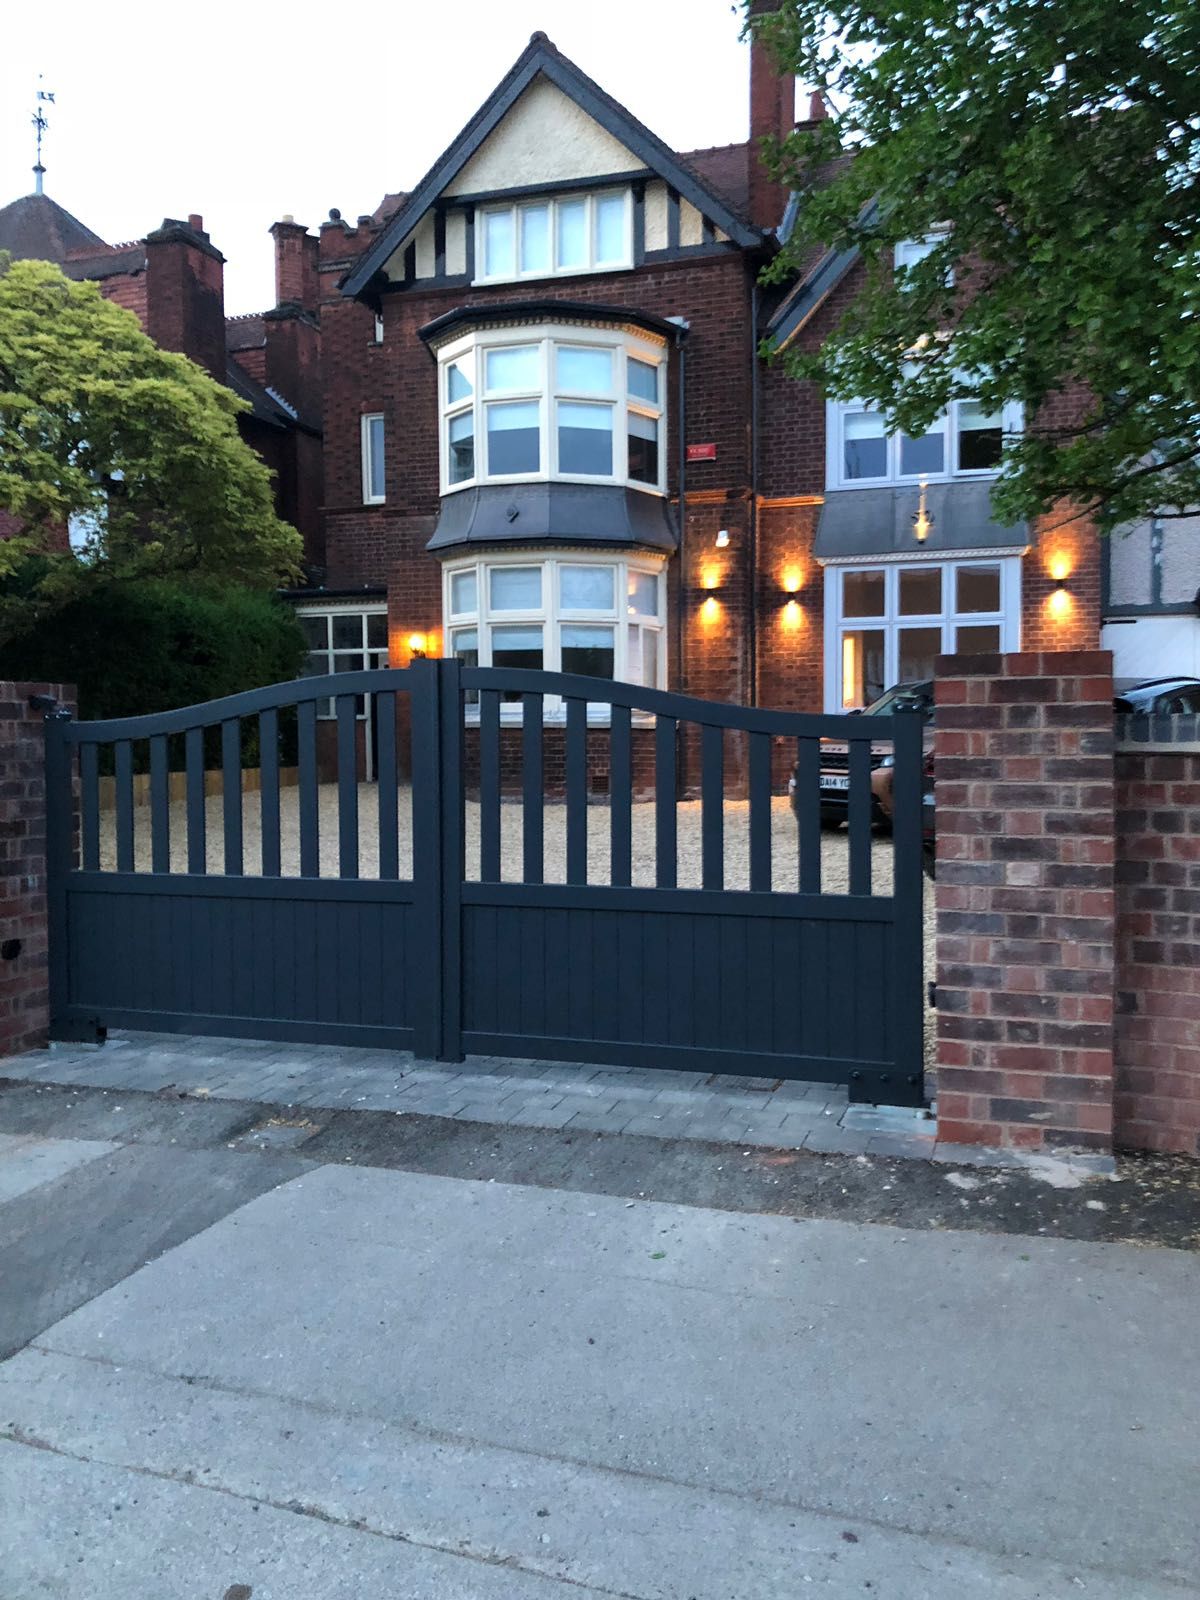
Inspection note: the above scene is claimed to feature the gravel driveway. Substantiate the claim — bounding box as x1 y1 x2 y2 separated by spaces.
99 785 937 1069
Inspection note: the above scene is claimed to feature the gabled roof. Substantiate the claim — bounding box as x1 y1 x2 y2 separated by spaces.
342 32 764 299
0 191 108 264
225 358 321 435
764 198 878 348
677 143 753 230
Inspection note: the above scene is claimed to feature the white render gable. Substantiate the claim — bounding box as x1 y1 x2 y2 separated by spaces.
445 79 641 196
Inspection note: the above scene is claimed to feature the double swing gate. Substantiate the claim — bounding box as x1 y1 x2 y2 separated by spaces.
43 663 926 1104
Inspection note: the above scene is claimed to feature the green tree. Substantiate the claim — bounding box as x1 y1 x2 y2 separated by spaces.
0 256 303 606
748 0 1200 529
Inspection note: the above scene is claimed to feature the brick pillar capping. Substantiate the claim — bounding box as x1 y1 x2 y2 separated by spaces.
0 684 75 1057
933 651 1116 1152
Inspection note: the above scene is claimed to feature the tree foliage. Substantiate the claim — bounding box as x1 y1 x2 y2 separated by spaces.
0 256 303 599
748 0 1200 528
0 575 307 724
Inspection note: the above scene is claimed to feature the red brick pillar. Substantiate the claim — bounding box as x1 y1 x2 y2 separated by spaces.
0 684 74 1057
934 651 1115 1152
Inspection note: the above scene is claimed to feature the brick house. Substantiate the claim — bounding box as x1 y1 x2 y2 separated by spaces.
283 21 1191 773
0 191 324 566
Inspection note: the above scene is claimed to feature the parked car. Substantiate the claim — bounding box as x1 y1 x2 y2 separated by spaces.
788 680 934 830
1113 677 1200 714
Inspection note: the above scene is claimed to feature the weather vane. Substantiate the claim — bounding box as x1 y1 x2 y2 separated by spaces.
32 77 54 196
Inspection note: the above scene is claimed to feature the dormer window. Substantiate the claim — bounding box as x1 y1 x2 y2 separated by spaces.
477 189 633 284
437 323 667 495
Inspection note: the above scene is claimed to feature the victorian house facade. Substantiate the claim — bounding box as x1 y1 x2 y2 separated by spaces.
293 23 1125 774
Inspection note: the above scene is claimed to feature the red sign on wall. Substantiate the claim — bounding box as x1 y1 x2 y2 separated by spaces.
686 443 718 462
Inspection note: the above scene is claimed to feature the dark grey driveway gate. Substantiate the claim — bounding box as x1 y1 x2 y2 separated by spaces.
43 663 926 1104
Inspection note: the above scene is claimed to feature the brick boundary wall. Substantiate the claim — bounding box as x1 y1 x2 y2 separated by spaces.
1114 727 1200 1156
0 684 75 1057
934 652 1116 1152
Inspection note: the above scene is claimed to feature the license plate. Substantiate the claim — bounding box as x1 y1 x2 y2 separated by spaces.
821 774 850 791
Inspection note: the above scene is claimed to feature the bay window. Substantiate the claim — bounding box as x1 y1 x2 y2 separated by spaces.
828 394 1020 488
826 557 1020 710
437 324 667 494
444 552 666 715
477 189 632 284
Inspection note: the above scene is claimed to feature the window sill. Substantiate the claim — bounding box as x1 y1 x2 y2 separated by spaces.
825 469 1003 492
440 475 666 497
470 263 634 289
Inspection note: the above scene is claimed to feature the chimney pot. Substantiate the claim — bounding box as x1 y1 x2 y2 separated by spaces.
282 213 295 224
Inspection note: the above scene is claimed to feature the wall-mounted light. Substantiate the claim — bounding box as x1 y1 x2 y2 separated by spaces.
700 564 722 593
407 632 427 658
911 478 934 545
714 528 730 549
1048 580 1073 621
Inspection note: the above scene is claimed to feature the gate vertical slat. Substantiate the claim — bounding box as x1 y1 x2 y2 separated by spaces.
336 694 359 879
259 709 281 877
796 736 821 894
410 660 442 1057
149 736 169 874
748 732 772 893
847 739 872 897
522 693 544 885
610 704 632 887
701 725 723 891
297 701 319 878
185 727 206 875
890 706 926 1099
221 719 243 876
655 716 677 888
80 742 100 871
438 659 465 1059
115 740 134 872
479 690 501 883
375 693 398 879
565 697 587 886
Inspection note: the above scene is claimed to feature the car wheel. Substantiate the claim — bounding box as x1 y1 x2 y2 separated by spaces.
922 845 936 881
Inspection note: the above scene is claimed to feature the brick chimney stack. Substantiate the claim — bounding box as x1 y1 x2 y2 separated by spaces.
143 215 227 382
748 0 796 232
270 217 319 316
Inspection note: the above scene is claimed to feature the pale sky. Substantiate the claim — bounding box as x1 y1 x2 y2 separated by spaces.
2 0 758 314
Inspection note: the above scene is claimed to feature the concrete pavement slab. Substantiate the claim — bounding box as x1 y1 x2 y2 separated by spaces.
2 1348 1191 1600
25 1164 1200 1589
0 1133 115 1205
0 1441 599 1600
0 1142 304 1360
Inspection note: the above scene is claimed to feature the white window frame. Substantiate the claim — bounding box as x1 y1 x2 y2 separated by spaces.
825 394 1023 490
822 554 1022 712
295 603 389 724
360 413 386 504
442 549 667 720
475 188 633 285
436 322 667 497
894 232 953 284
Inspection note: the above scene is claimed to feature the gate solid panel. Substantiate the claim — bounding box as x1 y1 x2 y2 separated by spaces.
43 661 926 1104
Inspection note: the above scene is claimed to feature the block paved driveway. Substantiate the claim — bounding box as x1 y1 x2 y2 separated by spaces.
0 1117 1197 1600
5 1031 937 1159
